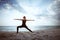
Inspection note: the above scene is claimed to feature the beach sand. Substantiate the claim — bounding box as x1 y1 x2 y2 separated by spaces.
0 29 60 40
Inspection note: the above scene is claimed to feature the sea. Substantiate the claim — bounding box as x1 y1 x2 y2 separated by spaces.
0 26 60 32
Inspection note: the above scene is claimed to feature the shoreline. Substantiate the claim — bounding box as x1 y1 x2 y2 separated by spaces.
0 28 60 40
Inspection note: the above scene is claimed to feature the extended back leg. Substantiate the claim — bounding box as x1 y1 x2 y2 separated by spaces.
25 27 32 32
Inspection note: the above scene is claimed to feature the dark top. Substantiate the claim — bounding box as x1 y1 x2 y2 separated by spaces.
22 20 26 26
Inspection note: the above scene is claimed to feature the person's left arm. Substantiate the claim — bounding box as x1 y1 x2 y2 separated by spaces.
26 20 34 21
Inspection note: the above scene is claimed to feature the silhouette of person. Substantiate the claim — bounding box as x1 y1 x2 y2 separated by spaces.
14 16 34 33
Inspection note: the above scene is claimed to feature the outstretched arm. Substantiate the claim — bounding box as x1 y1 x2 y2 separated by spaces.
26 20 34 21
14 19 22 20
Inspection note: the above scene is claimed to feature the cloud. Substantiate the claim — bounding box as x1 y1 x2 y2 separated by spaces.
0 0 17 9
52 0 60 20
0 0 59 26
0 0 26 13
35 0 60 26
47 0 60 25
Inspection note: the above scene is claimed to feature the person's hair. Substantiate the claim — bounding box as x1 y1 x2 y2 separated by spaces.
23 16 26 18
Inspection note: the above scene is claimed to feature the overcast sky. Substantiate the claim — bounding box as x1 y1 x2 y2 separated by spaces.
0 0 60 26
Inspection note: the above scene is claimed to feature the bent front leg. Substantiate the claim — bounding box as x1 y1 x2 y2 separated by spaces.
17 26 19 33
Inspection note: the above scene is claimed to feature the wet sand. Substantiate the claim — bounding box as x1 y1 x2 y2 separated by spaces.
0 29 60 40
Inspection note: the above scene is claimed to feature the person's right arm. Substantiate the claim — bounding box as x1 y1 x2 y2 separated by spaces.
14 19 22 20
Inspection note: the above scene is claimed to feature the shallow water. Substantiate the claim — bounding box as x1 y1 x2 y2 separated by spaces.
0 26 60 32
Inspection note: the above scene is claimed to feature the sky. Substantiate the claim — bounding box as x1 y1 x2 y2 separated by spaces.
0 0 60 26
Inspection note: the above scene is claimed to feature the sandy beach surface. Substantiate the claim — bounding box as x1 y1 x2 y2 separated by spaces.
0 29 60 40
